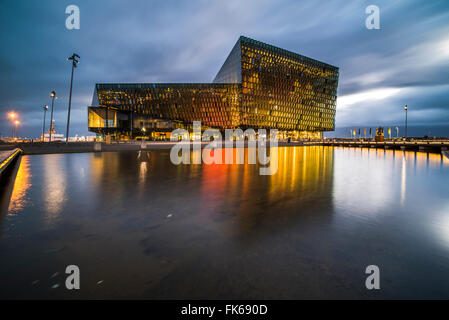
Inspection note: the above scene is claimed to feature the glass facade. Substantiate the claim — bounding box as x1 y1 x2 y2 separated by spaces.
88 36 338 139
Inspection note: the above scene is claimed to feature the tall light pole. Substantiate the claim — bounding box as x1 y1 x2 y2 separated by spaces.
15 120 19 139
66 53 80 143
8 112 16 138
404 105 408 139
42 105 48 142
49 91 56 142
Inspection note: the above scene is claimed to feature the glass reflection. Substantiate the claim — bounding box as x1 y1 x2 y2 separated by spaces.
196 146 335 237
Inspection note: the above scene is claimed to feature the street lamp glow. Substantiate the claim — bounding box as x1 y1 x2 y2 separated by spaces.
8 112 17 138
49 91 56 142
404 105 408 139
42 105 49 142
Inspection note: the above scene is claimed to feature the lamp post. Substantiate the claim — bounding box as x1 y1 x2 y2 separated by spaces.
404 105 408 139
8 112 16 138
42 105 48 142
49 91 56 142
66 53 80 143
15 120 19 139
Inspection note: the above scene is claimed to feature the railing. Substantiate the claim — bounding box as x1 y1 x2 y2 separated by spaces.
301 139 449 150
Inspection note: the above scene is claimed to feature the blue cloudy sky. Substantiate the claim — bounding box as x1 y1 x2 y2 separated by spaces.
1 0 449 138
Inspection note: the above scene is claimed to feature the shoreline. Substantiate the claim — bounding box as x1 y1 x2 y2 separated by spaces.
0 139 448 155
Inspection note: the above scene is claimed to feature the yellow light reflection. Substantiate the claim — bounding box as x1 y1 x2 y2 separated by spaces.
43 155 67 226
8 157 31 214
139 161 148 184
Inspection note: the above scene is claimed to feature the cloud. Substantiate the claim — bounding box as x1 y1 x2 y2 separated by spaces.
341 28 449 92
1 0 449 138
338 87 405 110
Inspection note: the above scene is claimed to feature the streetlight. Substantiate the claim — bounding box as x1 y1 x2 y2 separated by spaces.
14 120 19 139
404 105 408 139
42 105 48 142
66 53 80 143
8 112 16 138
49 91 56 142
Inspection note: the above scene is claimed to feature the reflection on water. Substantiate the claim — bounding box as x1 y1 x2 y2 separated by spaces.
0 147 449 299
435 208 449 248
401 154 407 206
8 156 31 214
333 148 447 217
43 155 67 227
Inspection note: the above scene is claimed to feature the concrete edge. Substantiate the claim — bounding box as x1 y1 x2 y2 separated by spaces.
0 149 22 175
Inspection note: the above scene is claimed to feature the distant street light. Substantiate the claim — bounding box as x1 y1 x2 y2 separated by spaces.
404 105 408 139
14 120 19 139
66 53 80 143
49 91 56 142
42 105 48 142
8 112 16 138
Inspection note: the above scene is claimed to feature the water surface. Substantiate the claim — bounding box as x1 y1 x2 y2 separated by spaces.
0 146 448 299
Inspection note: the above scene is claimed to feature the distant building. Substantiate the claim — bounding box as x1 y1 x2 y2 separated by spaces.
68 135 97 142
42 120 64 142
42 133 64 142
88 36 339 140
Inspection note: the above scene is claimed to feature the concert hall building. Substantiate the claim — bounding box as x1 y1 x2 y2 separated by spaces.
88 36 339 140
